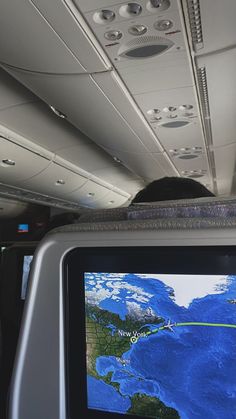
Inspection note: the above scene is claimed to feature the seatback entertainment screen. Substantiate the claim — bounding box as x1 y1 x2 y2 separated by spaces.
84 272 236 418
65 246 236 419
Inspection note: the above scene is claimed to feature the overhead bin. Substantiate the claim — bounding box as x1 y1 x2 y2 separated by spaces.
0 137 51 184
0 68 37 111
2 68 163 154
0 100 124 159
86 190 130 209
0 0 109 73
20 162 87 199
68 180 114 206
91 165 142 187
55 145 119 174
0 67 178 183
0 72 143 199
103 147 178 181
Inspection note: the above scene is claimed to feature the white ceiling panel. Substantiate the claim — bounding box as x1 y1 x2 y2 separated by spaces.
0 69 37 111
134 85 198 114
21 162 87 198
74 0 123 13
168 151 209 172
213 145 236 196
92 71 163 152
0 137 51 184
197 49 236 148
29 0 110 72
153 119 205 150
0 0 88 73
2 67 163 154
197 0 236 55
119 51 193 95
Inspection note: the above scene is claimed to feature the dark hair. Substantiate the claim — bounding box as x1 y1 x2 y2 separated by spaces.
131 177 214 204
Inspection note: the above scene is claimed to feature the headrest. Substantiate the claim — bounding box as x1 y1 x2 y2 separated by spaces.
50 196 236 234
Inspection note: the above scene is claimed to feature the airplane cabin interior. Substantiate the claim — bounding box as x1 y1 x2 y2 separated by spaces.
0 1 236 418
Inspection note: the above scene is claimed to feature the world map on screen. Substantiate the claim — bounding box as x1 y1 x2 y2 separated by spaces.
85 272 236 419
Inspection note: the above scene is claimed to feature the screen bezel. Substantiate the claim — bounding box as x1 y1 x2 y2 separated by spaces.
64 245 236 419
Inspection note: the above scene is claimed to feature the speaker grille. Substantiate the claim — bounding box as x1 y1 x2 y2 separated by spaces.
161 120 190 128
118 36 174 59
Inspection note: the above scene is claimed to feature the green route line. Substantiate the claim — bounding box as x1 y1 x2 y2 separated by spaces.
175 322 236 328
130 322 236 344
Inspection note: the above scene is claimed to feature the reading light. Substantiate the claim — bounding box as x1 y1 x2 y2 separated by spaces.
147 0 170 12
109 200 115 204
87 192 95 197
167 114 178 119
154 19 173 31
128 25 147 36
49 106 67 119
119 3 142 18
182 169 207 178
179 104 193 111
147 108 160 115
104 30 122 40
150 116 162 122
93 10 115 24
1 159 16 167
163 106 177 112
55 180 65 185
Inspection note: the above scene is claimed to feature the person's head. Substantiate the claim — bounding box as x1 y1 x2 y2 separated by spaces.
131 177 214 204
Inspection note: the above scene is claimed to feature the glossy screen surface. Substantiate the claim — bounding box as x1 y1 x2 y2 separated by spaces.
84 272 236 418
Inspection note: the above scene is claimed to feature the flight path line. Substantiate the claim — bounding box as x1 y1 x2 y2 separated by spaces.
130 322 236 344
175 322 236 328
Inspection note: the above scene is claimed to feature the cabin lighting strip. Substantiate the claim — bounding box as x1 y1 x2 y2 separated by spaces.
186 0 203 50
